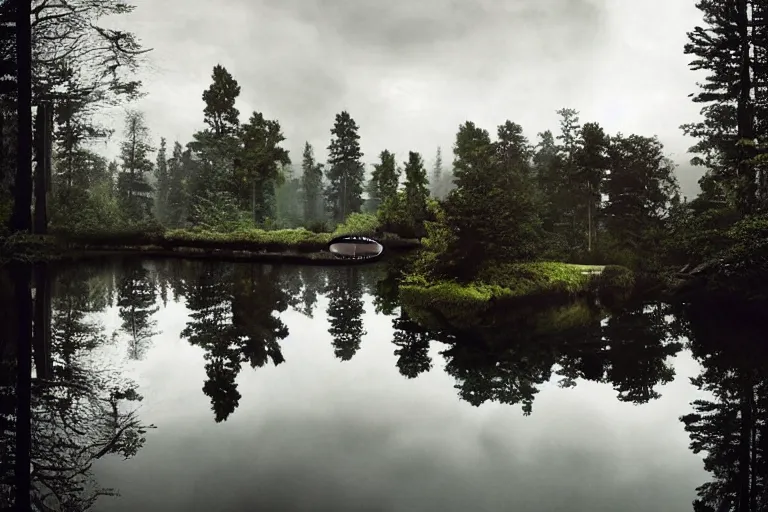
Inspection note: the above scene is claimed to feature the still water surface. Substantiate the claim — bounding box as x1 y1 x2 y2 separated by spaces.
5 257 753 511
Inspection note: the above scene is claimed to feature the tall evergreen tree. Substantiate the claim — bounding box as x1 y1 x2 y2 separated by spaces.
166 142 188 227
301 142 323 222
202 64 241 138
603 134 679 258
574 122 610 252
188 65 242 216
438 121 541 280
533 129 562 232
325 111 364 222
431 146 443 198
154 137 169 223
402 151 430 228
555 108 583 249
236 111 290 224
368 149 399 211
681 0 761 213
116 110 154 220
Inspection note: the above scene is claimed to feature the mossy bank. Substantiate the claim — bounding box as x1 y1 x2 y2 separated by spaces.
0 227 421 264
399 262 636 328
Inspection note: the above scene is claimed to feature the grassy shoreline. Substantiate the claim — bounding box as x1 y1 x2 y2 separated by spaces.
399 262 636 328
0 228 421 264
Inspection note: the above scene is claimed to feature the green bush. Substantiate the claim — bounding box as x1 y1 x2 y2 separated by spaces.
332 212 380 237
306 220 332 233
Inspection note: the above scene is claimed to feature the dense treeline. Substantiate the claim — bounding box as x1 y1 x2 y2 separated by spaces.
0 0 767 284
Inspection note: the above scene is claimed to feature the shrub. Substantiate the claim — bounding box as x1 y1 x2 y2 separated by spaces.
333 212 380 236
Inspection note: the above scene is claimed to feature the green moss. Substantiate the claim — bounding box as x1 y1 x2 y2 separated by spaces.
400 261 633 328
165 227 332 249
477 261 605 297
332 213 380 237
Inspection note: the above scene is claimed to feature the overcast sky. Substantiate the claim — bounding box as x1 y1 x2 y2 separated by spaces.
95 0 708 198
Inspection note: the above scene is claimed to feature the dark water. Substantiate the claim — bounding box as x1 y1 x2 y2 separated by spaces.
1 258 766 511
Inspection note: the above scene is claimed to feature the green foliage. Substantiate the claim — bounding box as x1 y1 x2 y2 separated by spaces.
476 262 603 298
154 137 169 223
235 111 291 223
165 227 331 249
326 111 364 222
116 110 155 220
400 262 631 328
434 120 543 280
368 149 399 211
190 193 254 233
306 220 331 233
301 142 324 222
399 280 508 329
202 64 241 137
332 212 379 236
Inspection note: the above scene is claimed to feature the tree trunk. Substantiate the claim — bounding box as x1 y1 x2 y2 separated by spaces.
33 103 50 234
737 0 756 214
10 0 32 233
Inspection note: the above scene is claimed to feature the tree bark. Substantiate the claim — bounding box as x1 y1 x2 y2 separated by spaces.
737 0 756 214
33 103 50 233
10 0 32 232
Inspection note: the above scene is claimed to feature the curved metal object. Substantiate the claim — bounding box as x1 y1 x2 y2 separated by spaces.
328 235 384 260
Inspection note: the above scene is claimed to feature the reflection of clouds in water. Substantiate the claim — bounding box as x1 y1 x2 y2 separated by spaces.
88 279 706 512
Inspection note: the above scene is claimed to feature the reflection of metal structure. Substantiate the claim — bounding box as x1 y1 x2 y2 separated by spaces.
328 235 383 260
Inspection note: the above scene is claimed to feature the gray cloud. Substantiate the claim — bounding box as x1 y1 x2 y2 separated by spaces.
93 0 705 197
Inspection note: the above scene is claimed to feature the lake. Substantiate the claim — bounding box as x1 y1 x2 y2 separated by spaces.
2 257 764 511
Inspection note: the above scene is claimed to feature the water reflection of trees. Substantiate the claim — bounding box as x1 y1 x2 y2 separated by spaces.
174 262 290 422
389 297 684 414
325 267 366 361
0 263 155 510
675 299 768 512
116 260 159 360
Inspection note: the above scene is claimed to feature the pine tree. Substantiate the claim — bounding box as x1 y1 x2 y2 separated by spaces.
603 134 679 255
154 137 169 223
166 141 188 227
682 0 760 213
368 149 399 210
301 142 323 222
236 111 290 224
202 64 241 138
431 146 443 198
574 122 610 252
533 130 562 232
325 111 364 222
188 65 242 213
439 121 542 280
402 151 429 228
116 110 154 220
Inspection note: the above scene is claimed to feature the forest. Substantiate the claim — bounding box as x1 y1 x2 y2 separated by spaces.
0 0 767 296
3 1 768 511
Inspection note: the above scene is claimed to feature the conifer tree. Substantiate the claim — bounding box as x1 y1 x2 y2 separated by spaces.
402 151 430 228
301 142 324 222
116 110 154 220
154 137 169 223
325 111 364 222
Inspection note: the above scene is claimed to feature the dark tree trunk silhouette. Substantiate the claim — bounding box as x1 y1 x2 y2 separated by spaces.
10 0 32 232
13 264 32 510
